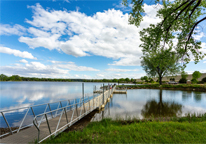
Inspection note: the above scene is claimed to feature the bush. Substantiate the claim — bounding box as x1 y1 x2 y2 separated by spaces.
192 71 201 79
179 78 187 83
202 77 206 83
191 78 198 84
170 78 175 81
149 78 154 82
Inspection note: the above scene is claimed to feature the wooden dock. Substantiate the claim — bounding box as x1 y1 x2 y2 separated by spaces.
113 90 127 94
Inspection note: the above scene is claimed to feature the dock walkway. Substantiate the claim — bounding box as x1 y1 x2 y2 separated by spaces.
0 86 118 143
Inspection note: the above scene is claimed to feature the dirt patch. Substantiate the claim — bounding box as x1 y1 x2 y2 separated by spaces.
64 109 99 132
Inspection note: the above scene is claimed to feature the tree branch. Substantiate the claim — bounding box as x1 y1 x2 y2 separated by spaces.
160 0 190 27
185 16 206 51
189 0 201 19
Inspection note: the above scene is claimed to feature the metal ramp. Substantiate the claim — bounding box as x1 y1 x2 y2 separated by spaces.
0 85 115 143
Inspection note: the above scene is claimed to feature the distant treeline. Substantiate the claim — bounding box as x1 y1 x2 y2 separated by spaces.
0 74 136 83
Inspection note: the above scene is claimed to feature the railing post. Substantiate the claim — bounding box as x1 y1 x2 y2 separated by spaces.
64 108 68 123
38 104 49 127
75 99 79 117
93 94 94 109
48 104 53 118
55 102 60 117
56 109 64 133
45 114 51 134
17 107 30 133
31 107 38 124
68 100 71 110
60 101 63 107
103 84 104 105
82 83 84 100
89 96 91 111
33 117 40 143
1 112 13 134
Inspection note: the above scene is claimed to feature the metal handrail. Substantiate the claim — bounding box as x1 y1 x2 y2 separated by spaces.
33 86 115 143
0 97 84 113
0 85 116 142
0 93 94 138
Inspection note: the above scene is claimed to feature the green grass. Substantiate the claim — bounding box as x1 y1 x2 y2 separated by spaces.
44 116 206 143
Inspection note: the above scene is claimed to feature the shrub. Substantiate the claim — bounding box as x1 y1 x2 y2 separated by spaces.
170 78 175 81
192 71 201 79
202 77 206 83
181 71 188 79
179 78 187 83
149 78 154 82
191 78 198 84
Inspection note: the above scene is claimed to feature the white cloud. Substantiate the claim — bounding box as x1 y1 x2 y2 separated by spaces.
19 59 28 63
0 24 26 36
74 74 79 78
0 61 99 78
193 32 205 41
203 61 206 63
17 3 162 66
54 62 100 71
0 46 37 59
0 61 68 78
64 0 70 3
105 68 139 72
95 71 146 79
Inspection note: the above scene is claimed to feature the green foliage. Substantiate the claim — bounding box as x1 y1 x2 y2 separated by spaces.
125 78 130 82
141 48 181 85
179 78 187 84
10 75 22 81
124 0 206 65
170 78 175 81
116 84 206 90
202 77 206 83
181 71 188 79
124 0 206 85
112 79 118 82
0 74 8 81
192 71 202 79
191 78 198 84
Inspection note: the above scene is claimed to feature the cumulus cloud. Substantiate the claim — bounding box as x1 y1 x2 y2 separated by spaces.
0 46 37 59
0 24 26 36
0 60 99 78
53 61 100 71
95 71 146 79
19 59 28 63
105 68 139 72
17 3 162 65
0 62 68 77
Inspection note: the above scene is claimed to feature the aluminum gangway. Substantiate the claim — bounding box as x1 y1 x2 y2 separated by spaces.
0 85 116 143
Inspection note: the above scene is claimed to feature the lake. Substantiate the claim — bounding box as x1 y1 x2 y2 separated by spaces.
0 82 206 128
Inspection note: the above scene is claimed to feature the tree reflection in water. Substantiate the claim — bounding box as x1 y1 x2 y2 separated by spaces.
141 89 182 118
182 91 192 101
194 92 202 102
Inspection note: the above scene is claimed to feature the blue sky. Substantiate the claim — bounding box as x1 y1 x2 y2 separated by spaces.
0 0 206 79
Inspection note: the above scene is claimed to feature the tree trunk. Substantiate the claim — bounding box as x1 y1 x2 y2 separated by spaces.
159 75 162 85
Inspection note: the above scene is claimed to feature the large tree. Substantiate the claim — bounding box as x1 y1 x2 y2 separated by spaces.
141 48 181 84
123 0 206 84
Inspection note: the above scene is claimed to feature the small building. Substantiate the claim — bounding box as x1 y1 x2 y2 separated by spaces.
187 80 191 84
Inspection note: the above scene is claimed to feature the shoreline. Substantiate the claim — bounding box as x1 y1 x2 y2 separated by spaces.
116 84 206 92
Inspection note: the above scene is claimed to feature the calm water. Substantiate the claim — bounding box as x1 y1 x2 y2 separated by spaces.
0 82 206 128
94 89 206 120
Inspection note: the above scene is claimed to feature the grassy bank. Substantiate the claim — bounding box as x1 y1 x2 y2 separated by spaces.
45 115 206 143
116 84 206 91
